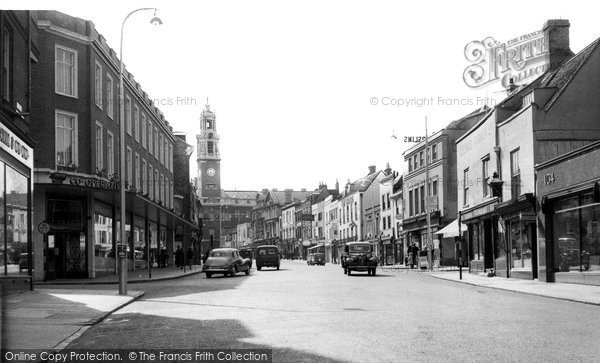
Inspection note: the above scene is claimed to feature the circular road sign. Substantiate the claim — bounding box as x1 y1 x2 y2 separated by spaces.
38 222 50 234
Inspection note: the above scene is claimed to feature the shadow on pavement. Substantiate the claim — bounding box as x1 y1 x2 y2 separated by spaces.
67 314 345 362
132 272 251 300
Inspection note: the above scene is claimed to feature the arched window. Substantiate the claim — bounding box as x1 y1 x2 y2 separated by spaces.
207 141 214 154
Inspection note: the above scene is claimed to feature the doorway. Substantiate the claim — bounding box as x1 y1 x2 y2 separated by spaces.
54 231 88 278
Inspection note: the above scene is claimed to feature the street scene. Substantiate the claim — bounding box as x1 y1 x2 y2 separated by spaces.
1 1 600 362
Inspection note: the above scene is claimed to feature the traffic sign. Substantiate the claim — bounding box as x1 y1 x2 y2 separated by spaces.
38 222 50 234
117 244 127 258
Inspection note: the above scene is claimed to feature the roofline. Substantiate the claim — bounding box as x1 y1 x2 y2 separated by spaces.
455 108 495 144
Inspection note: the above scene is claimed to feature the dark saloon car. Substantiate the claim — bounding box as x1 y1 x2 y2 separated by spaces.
341 242 378 276
202 248 251 278
255 246 280 270
308 253 325 265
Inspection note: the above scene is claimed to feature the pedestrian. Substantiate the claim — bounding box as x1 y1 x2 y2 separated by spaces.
186 247 194 270
175 246 184 269
160 249 169 268
411 243 420 269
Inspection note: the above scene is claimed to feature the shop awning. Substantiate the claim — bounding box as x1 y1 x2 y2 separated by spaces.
435 219 467 238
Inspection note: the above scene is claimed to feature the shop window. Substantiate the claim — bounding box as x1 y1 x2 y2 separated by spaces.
3 166 30 275
553 194 600 273
48 199 83 230
509 220 532 270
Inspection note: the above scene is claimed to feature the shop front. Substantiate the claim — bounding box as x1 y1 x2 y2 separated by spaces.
461 199 498 274
0 123 34 291
537 141 600 286
33 171 196 281
401 211 442 266
495 194 537 280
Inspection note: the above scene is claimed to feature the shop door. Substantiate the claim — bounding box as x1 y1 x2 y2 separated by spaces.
484 220 494 269
55 231 88 278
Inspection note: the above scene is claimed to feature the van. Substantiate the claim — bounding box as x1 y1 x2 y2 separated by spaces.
255 246 280 271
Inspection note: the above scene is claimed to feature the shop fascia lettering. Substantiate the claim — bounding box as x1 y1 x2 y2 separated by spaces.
69 177 120 191
0 124 32 168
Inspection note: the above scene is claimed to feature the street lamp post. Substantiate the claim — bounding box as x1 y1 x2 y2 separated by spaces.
425 116 433 271
118 8 162 295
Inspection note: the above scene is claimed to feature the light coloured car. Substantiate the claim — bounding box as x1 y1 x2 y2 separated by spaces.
202 248 251 278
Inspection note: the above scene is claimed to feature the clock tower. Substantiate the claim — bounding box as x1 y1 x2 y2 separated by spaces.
196 101 221 198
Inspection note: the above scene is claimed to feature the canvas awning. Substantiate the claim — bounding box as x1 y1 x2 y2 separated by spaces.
435 219 467 238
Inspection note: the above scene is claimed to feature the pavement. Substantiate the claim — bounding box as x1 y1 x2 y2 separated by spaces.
2 260 599 359
1 265 204 358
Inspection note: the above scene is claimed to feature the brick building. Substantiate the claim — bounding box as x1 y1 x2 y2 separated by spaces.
30 11 195 280
0 11 36 291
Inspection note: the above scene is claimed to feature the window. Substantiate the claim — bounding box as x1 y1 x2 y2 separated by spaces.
387 216 391 230
169 144 173 172
94 62 102 108
432 179 438 196
207 141 214 154
420 185 425 214
383 217 386 230
164 139 168 167
154 170 159 201
463 168 469 206
169 181 173 208
432 144 438 160
133 105 139 142
141 159 147 193
106 74 114 119
95 122 103 171
55 110 78 166
408 158 413 172
482 156 490 197
160 174 164 202
148 122 153 155
2 26 11 101
382 195 386 210
354 202 358 221
158 134 163 164
413 155 418 170
419 151 424 167
135 153 140 190
125 96 132 135
148 165 154 199
154 127 158 157
55 45 77 97
387 193 391 210
510 149 520 199
414 188 419 215
126 147 132 187
107 131 114 176
141 114 146 148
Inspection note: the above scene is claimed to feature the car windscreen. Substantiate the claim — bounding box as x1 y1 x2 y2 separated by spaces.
210 251 229 258
267 249 277 255
349 245 370 253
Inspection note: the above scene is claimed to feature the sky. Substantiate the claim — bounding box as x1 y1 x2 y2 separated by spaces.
10 0 600 191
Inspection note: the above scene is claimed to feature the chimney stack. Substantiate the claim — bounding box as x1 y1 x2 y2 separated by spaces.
368 165 376 174
543 19 573 70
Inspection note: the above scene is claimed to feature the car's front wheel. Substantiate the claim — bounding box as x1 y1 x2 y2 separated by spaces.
257 266 262 271
371 268 376 276
277 265 280 270
206 273 212 278
245 267 250 275
347 269 352 276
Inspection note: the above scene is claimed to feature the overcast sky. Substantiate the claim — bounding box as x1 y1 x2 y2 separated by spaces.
11 1 600 191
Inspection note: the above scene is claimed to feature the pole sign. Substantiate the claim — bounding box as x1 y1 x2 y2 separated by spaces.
117 244 127 258
38 221 50 234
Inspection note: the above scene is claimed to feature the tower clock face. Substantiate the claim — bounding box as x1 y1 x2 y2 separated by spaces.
207 168 216 177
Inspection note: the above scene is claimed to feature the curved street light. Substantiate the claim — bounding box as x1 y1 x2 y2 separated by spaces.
118 8 162 295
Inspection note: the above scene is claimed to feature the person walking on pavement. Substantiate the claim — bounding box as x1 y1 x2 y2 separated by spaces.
410 243 420 269
186 247 194 270
175 246 184 269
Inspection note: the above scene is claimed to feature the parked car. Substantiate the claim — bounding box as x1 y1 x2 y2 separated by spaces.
313 253 325 265
19 253 31 273
341 242 378 276
202 248 251 278
307 254 315 265
239 248 253 268
256 246 280 270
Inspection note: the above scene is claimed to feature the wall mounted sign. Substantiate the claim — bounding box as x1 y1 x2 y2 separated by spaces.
69 177 119 191
0 124 33 169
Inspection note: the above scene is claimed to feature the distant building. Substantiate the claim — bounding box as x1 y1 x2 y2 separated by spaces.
403 107 489 267
195 101 257 252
